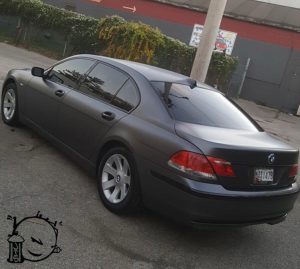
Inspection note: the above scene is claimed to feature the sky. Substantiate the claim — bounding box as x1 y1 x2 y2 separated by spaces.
256 0 300 8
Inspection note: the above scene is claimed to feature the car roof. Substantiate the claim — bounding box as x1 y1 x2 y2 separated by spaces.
112 58 188 82
77 55 178 79
78 54 186 81
76 54 214 90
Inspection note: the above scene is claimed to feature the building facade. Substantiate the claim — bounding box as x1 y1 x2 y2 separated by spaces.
44 0 300 113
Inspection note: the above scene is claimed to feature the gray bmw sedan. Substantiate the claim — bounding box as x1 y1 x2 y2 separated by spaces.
1 55 299 226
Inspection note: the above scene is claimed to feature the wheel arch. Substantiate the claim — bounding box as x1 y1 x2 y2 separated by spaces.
96 139 134 174
2 78 17 96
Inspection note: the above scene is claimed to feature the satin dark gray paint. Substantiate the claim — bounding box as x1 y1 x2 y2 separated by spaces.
3 55 299 225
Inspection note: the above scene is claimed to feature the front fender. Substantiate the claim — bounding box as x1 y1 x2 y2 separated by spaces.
2 69 32 117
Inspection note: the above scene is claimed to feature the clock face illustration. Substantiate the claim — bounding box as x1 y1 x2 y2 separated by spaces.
14 217 58 262
7 212 62 263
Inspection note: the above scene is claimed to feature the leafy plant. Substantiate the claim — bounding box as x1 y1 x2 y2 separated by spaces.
99 17 165 63
154 36 196 74
207 52 239 92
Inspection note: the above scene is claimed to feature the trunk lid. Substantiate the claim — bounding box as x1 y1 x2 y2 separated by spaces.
175 122 298 190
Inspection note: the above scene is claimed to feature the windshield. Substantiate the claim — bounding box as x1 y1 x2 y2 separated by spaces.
151 82 261 131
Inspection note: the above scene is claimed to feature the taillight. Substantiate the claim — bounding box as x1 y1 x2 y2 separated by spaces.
289 164 298 178
168 151 216 179
207 157 236 177
168 151 235 180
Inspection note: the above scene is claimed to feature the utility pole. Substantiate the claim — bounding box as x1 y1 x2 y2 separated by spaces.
190 0 228 82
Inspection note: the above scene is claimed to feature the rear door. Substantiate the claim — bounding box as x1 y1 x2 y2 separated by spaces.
25 58 95 136
56 61 140 160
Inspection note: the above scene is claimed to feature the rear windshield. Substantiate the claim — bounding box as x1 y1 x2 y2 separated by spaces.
151 82 260 131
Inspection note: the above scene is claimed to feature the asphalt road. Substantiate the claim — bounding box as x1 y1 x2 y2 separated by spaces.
0 43 299 269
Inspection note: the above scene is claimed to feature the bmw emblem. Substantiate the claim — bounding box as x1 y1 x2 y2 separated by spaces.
268 153 275 164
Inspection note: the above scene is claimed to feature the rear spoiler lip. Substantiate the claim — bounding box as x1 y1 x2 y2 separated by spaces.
150 78 215 90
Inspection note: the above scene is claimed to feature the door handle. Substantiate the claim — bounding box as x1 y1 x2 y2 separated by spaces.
55 90 65 97
101 111 115 121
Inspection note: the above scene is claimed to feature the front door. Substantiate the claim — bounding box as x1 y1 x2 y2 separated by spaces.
24 58 96 136
25 77 70 135
56 62 130 159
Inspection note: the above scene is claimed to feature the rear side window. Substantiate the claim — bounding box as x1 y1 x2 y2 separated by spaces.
48 58 95 89
111 79 139 112
152 82 259 131
79 63 128 102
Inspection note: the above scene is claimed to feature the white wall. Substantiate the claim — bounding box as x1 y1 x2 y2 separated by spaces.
256 0 300 9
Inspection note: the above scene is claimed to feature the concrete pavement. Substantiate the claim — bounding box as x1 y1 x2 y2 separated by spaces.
0 43 299 269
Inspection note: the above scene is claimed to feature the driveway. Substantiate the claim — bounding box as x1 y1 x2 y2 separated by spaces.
0 43 299 269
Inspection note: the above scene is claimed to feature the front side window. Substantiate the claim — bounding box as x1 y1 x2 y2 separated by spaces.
79 63 128 102
111 79 139 112
152 82 260 131
48 58 95 89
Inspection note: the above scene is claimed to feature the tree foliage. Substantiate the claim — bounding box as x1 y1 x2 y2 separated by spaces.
207 52 239 91
99 17 164 63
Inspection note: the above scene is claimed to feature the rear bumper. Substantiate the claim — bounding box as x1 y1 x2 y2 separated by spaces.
139 160 300 226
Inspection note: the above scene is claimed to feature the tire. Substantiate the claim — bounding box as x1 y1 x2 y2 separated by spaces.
1 83 19 126
97 146 142 214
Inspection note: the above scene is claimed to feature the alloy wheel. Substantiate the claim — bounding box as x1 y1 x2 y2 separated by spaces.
3 88 16 121
101 154 131 204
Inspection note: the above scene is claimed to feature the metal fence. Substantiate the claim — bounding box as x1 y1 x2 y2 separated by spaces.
0 15 18 40
0 15 71 58
226 57 251 98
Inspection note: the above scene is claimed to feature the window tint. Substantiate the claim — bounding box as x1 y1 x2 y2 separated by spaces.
79 63 128 102
48 58 95 89
111 79 139 112
152 82 259 131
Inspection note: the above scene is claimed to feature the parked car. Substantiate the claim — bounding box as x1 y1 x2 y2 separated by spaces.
1 55 299 226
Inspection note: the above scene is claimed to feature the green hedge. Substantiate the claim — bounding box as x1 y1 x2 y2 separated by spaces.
0 0 238 91
98 17 165 64
0 0 101 53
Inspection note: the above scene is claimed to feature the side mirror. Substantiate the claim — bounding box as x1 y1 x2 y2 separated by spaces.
31 67 45 78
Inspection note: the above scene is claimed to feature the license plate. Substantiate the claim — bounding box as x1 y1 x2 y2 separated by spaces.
254 168 274 184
